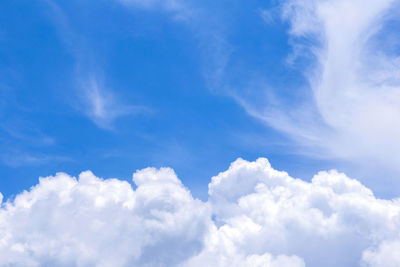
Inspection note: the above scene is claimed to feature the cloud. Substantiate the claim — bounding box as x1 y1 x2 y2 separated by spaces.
116 0 194 21
259 8 278 25
0 120 61 167
1 158 400 266
237 0 400 171
0 167 210 266
0 150 71 167
118 0 184 11
77 75 147 129
44 1 148 130
362 240 400 267
115 0 234 94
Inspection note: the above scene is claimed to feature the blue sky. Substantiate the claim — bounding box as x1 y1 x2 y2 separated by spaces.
1 0 400 201
0 0 336 200
2 1 400 266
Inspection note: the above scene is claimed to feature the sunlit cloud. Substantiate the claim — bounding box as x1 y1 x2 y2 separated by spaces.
1 158 400 266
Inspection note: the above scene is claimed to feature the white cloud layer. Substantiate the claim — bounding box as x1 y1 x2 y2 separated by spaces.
1 158 400 266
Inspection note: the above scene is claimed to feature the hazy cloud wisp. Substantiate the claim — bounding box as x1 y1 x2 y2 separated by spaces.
78 76 146 129
239 0 400 171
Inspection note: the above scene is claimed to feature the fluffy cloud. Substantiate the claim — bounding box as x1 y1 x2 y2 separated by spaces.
362 240 400 267
1 158 400 266
0 167 210 266
206 158 400 266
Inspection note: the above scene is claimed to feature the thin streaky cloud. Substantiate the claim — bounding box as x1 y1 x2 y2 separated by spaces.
1 150 72 168
236 0 400 172
78 75 149 129
43 1 148 129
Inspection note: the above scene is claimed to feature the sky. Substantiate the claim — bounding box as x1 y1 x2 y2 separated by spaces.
0 0 338 200
1 0 400 266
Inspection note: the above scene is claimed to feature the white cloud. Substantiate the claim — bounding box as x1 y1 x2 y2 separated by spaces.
0 150 71 167
118 0 184 11
43 1 148 130
362 240 400 267
78 75 146 129
1 158 400 266
117 0 193 20
260 8 278 25
239 0 400 171
115 0 234 93
0 167 210 266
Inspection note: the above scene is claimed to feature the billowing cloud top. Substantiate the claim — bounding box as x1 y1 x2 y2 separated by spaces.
1 158 400 266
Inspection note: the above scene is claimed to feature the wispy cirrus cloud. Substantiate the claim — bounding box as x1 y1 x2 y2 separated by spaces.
0 119 64 167
236 0 400 172
77 75 148 129
44 1 148 129
1 150 71 168
118 0 185 11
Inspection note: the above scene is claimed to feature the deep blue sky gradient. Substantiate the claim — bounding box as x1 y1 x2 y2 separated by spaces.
0 0 367 200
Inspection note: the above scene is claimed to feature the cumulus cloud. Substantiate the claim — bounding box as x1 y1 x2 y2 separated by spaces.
239 0 400 171
362 240 400 267
1 158 400 266
0 167 210 266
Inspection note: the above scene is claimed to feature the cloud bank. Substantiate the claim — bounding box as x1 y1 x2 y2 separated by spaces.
1 158 400 266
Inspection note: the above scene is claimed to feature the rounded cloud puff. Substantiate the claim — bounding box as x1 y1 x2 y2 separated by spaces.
0 168 210 266
1 158 400 266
